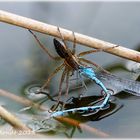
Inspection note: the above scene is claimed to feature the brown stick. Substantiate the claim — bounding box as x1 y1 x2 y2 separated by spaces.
0 105 30 131
0 10 139 62
0 89 48 111
55 117 109 137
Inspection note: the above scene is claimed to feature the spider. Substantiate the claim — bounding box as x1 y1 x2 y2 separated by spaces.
29 27 116 110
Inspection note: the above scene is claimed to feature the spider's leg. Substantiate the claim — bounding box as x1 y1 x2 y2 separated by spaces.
78 45 119 57
29 29 61 60
41 63 65 90
76 70 80 88
57 27 68 49
57 67 67 102
79 58 109 73
72 31 76 54
78 49 102 57
65 69 70 98
78 59 88 67
50 66 67 111
62 69 70 109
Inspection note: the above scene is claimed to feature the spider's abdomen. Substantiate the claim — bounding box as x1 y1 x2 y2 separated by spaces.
53 38 80 70
53 38 69 58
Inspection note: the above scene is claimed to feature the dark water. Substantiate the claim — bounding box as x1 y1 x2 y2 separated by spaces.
0 2 140 138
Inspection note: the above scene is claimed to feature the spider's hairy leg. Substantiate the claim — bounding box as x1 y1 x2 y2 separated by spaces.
40 63 65 90
28 29 61 60
57 67 67 102
72 31 76 54
79 58 109 73
57 27 68 49
62 68 70 109
65 69 70 98
78 45 119 57
51 67 67 111
78 49 101 57
57 27 77 55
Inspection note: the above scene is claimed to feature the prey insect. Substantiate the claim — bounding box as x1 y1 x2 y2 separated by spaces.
29 27 115 116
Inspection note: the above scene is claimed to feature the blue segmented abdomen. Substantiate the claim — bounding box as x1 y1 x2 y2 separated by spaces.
79 66 108 93
92 76 108 93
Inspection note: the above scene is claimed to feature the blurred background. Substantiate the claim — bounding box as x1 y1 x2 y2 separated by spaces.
0 1 140 138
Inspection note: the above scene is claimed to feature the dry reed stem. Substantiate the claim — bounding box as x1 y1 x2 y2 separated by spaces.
0 89 48 111
55 117 109 137
0 10 139 62
0 105 30 131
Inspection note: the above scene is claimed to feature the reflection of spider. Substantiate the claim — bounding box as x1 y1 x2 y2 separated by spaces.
29 27 115 104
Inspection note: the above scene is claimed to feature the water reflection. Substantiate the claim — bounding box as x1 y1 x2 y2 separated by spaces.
23 94 122 138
